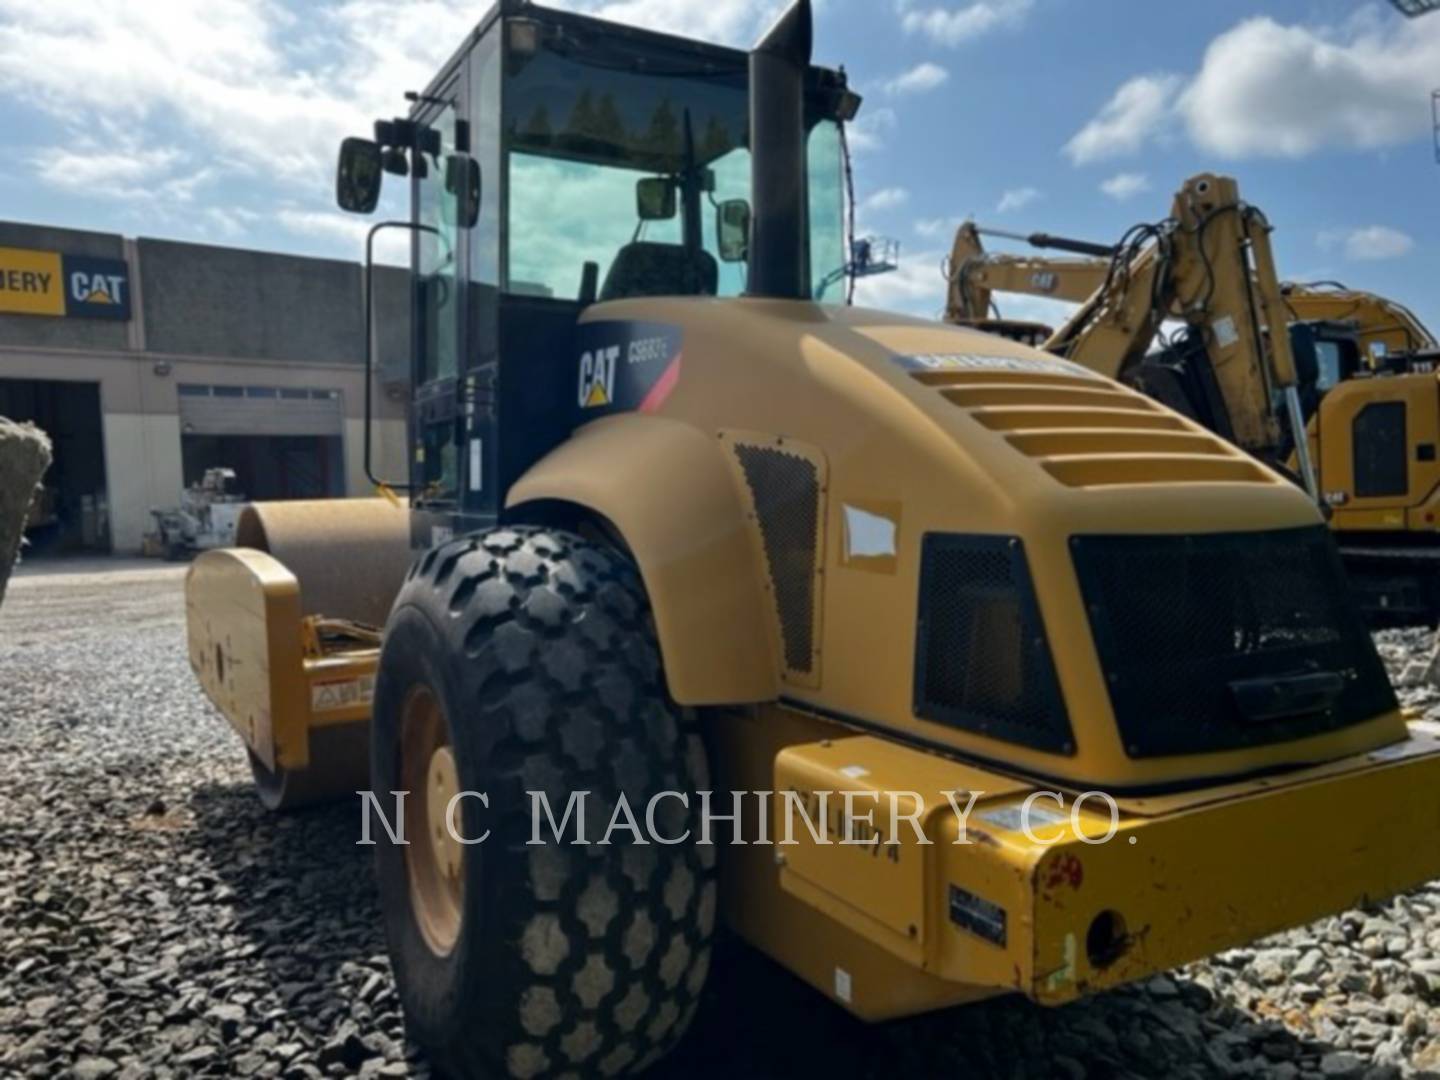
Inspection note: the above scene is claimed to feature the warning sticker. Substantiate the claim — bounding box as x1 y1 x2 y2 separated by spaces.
311 674 375 713
894 352 1102 380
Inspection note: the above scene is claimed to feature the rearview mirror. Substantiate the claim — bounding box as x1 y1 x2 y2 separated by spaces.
636 178 677 221
716 199 751 263
445 154 482 229
336 137 383 214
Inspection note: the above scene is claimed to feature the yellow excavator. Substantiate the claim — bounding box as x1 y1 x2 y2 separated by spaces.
181 6 1440 1078
947 174 1440 626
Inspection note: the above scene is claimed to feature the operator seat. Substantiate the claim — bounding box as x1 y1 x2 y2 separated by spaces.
599 242 718 301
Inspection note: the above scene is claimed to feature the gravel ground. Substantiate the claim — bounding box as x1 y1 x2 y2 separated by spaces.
2 562 1439 1080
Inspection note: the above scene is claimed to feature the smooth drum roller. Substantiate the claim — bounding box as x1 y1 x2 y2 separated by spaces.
248 723 373 812
235 498 413 628
232 498 411 810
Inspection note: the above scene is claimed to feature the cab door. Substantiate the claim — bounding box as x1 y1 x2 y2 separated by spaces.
410 77 470 544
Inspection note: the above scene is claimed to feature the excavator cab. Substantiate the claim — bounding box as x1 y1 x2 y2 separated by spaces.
1289 322 1367 420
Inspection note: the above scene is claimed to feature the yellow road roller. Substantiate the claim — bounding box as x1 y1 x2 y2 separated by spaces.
186 1 1440 1076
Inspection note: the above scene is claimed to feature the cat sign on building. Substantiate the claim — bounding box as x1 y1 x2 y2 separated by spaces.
0 246 131 320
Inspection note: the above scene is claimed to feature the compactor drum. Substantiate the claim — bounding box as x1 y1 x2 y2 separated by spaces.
187 498 410 809
186 2 1440 1077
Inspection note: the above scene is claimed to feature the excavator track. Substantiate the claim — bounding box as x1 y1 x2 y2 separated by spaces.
1339 544 1440 629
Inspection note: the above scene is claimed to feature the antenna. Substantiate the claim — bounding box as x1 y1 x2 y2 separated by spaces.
1434 90 1439 165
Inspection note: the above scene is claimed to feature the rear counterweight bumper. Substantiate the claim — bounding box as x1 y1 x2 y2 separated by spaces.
773 729 1440 1009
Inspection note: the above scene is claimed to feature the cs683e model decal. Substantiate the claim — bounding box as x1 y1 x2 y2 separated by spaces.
575 321 683 417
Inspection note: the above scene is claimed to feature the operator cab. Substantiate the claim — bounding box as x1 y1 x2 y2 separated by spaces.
335 0 858 547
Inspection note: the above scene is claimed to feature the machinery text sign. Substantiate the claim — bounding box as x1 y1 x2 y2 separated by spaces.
0 246 131 321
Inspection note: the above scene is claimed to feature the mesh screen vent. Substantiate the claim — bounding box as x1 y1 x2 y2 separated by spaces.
1352 402 1408 499
914 534 1074 754
734 444 820 674
1073 526 1397 759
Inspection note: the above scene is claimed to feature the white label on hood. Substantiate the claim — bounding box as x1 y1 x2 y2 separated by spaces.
894 353 1101 380
843 504 898 560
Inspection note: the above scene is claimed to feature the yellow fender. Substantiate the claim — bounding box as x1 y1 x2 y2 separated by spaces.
507 413 779 705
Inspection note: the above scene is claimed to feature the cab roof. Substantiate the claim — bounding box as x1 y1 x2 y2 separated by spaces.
414 0 850 118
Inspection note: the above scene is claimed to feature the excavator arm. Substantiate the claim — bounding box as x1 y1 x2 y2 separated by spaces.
945 221 1109 322
949 174 1316 493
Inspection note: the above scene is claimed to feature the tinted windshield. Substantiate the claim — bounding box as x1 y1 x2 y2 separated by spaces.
503 32 845 301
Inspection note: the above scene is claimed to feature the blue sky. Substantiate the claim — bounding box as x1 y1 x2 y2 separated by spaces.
1 0 1437 332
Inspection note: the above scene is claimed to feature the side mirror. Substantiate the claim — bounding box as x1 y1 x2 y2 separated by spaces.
445 154 482 229
716 199 751 263
337 137 383 214
636 178 677 221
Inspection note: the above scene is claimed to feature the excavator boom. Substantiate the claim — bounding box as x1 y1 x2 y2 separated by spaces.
957 176 1304 467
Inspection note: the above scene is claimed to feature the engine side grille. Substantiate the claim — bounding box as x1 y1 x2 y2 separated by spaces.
910 369 1272 488
1352 401 1408 498
1073 526 1397 759
734 444 820 675
914 534 1074 755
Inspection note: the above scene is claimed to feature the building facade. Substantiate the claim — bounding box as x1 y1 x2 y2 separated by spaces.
0 221 410 554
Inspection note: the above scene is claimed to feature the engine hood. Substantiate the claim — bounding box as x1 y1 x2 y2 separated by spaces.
557 296 1399 791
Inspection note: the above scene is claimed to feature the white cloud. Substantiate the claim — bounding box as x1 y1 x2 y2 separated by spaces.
996 186 1040 213
276 208 410 264
885 62 949 96
1063 74 1180 165
0 0 785 214
1178 14 1440 158
861 187 910 213
25 143 224 211
28 146 176 195
846 106 897 154
1069 12 1440 165
914 216 962 238
990 293 1079 329
1099 172 1150 201
204 207 262 239
899 0 1033 48
0 2 381 191
1317 225 1415 262
854 248 946 316
0 8 370 208
577 0 783 45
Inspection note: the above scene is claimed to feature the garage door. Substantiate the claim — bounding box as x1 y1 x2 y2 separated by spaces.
178 384 343 437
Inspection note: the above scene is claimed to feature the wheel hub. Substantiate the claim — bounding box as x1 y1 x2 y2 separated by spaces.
400 686 464 956
426 746 463 881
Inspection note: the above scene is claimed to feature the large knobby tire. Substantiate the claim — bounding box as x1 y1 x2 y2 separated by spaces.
371 527 717 1079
